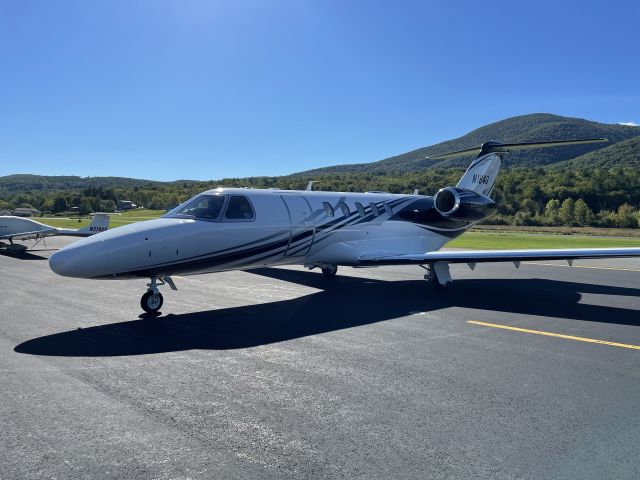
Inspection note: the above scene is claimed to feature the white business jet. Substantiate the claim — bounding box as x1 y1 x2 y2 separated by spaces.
49 139 640 314
0 213 110 253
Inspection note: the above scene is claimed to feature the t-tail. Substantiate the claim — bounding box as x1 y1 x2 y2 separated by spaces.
429 138 608 197
58 213 111 237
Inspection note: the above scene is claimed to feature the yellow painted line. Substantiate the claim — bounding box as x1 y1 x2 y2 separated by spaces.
524 262 640 272
467 320 640 351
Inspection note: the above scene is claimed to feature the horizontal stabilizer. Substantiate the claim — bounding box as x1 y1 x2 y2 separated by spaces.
428 138 608 160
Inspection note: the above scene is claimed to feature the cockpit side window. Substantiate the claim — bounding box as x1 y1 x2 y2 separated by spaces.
224 196 255 220
173 194 225 220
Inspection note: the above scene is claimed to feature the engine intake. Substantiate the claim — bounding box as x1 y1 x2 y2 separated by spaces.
434 187 460 216
434 186 496 221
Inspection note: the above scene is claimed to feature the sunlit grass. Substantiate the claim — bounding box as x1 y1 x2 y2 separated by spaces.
38 209 165 229
449 231 640 249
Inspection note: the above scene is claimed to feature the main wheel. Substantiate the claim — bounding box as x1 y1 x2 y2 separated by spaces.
141 290 163 314
424 270 448 290
321 264 338 278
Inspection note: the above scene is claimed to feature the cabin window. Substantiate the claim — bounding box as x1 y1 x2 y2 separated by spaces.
174 194 225 220
336 201 350 217
369 202 380 216
224 196 255 220
383 203 393 215
323 202 334 217
355 202 366 217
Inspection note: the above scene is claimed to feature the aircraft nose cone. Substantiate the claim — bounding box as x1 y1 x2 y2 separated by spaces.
49 240 107 278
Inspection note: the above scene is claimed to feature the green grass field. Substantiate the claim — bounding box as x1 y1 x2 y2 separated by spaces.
38 209 165 229
36 211 640 249
449 231 640 249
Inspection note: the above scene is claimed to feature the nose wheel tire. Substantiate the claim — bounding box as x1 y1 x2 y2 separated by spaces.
321 264 338 278
141 290 163 314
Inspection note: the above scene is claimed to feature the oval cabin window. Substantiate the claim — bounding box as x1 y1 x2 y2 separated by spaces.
336 202 350 217
323 202 334 217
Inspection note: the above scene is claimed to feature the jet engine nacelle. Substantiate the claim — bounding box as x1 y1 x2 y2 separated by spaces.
433 186 496 221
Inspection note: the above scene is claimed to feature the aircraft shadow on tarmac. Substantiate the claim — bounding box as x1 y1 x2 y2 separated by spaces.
0 250 49 260
15 268 640 357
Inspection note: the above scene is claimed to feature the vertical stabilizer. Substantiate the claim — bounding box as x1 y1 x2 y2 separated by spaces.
78 213 110 234
456 152 501 196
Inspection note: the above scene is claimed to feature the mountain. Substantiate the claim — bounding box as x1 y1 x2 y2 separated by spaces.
293 113 640 176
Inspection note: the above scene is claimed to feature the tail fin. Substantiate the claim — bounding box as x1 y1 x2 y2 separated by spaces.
428 138 608 197
78 213 110 234
456 151 501 196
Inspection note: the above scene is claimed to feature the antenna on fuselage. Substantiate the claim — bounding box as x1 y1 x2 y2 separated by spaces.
305 181 316 191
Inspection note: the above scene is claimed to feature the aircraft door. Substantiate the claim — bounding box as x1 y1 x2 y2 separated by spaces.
281 195 314 257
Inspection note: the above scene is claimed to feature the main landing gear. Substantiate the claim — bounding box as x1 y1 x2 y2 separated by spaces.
421 263 452 290
321 264 338 278
141 275 177 315
305 263 339 279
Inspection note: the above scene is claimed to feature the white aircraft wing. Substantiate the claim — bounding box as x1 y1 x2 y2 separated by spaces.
0 229 57 242
358 248 640 266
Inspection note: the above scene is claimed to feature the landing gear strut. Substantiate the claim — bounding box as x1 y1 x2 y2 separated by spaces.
140 275 177 315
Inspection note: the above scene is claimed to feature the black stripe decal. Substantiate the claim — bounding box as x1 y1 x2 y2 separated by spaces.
125 236 291 275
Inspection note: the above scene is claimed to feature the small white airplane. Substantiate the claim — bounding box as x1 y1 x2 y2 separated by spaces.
49 138 640 315
0 213 110 253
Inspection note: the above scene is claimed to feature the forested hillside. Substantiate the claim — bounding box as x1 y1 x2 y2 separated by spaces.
0 174 164 192
551 136 640 170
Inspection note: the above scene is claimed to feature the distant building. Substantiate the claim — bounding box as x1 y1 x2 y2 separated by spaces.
13 207 41 217
0 209 12 216
117 200 137 211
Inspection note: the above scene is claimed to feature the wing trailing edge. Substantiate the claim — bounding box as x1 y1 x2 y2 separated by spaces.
358 247 640 266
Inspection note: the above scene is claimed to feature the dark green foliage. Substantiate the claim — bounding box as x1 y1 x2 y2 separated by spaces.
52 197 68 213
551 136 640 170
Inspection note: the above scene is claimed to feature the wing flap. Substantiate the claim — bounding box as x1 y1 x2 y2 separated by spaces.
359 248 640 266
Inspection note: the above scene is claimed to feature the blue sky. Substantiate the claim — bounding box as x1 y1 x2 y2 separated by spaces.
1 0 638 181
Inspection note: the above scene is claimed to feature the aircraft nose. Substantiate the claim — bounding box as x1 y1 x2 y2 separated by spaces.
49 240 107 278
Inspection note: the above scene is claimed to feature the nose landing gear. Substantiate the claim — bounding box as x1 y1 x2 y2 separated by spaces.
141 275 177 315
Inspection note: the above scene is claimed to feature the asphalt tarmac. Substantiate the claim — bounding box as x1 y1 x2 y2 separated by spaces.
2 237 640 479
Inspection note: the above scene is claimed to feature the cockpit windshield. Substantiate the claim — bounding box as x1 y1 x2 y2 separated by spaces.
171 194 225 220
